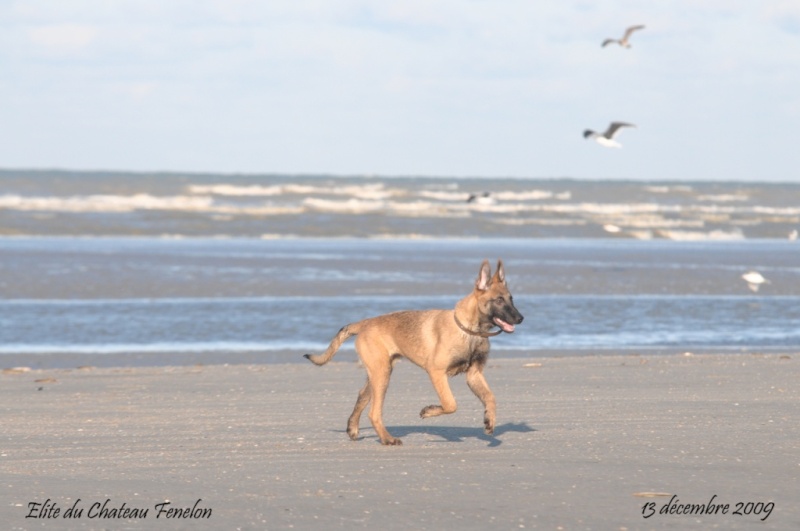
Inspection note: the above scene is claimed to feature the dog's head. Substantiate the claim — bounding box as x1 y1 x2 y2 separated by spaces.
474 259 524 333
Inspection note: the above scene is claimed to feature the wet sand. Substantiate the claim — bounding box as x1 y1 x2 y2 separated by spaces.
2 353 797 530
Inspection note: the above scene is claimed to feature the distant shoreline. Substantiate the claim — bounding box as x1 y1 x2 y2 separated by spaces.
2 167 799 185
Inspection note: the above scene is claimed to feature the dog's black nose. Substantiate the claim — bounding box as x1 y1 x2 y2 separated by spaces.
516 314 524 324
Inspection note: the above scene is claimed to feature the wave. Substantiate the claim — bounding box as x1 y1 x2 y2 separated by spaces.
0 194 305 215
696 193 750 202
189 182 401 200
644 185 694 194
0 193 214 212
4 193 799 219
303 197 385 213
2 176 798 240
417 190 471 201
493 190 571 201
656 229 746 241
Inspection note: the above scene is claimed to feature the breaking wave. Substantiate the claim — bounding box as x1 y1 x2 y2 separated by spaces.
1 173 798 239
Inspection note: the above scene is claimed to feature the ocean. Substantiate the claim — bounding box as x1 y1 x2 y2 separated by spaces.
1 170 798 367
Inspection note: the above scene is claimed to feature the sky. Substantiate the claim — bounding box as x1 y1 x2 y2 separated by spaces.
1 1 799 182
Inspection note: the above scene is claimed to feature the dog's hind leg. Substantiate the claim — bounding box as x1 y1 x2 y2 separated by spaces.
420 368 458 419
466 364 496 435
366 365 402 446
354 334 402 446
347 378 371 441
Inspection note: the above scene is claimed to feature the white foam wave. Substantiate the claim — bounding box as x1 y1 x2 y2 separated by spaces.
303 197 385 213
417 189 569 202
0 194 215 212
490 218 586 226
3 191 797 233
697 194 749 202
462 203 530 214
417 190 470 201
492 190 560 201
188 184 284 196
536 202 680 215
0 194 305 215
190 183 401 200
644 185 694 193
751 206 800 216
390 201 470 218
657 229 745 241
598 215 705 229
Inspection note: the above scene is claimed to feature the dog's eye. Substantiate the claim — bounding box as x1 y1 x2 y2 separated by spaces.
495 297 504 304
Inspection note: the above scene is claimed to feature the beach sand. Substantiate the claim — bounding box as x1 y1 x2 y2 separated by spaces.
2 354 797 530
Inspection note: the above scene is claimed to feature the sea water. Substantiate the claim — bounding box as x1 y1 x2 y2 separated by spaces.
1 237 798 366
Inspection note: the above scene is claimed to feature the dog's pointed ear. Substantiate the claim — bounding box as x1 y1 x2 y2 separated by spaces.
493 259 506 285
476 260 492 291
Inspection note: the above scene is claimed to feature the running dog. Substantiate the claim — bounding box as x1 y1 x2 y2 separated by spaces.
304 259 523 445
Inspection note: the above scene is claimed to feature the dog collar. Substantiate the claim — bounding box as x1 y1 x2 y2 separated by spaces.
453 313 502 338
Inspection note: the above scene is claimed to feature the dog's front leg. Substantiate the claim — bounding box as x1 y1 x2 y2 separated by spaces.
420 368 457 419
466 365 496 435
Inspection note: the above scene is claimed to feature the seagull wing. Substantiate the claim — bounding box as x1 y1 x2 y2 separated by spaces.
623 25 646 40
604 122 636 139
601 38 616 47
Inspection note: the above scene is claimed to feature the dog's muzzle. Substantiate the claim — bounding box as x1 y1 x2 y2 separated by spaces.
493 309 524 333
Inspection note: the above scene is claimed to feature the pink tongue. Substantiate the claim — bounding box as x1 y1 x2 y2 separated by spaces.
494 318 515 333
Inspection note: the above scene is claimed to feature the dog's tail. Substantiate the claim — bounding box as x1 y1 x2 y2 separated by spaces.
304 322 361 366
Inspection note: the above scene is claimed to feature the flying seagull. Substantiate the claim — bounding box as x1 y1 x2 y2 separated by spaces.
742 271 769 292
583 122 636 148
602 25 645 48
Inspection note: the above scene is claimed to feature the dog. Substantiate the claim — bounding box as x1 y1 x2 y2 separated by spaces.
304 259 523 445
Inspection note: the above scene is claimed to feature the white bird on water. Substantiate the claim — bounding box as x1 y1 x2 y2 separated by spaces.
742 271 769 292
584 122 636 148
602 25 645 48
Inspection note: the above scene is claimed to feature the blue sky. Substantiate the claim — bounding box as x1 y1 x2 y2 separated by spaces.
1 1 799 181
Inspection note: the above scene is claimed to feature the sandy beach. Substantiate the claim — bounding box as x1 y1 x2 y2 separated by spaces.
2 353 797 530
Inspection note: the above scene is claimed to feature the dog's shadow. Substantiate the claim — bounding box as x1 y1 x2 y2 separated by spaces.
340 422 535 447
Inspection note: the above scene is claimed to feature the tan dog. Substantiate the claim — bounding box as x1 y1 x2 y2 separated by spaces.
305 259 524 445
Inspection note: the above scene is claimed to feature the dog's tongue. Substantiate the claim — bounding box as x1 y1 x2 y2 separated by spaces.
494 317 516 333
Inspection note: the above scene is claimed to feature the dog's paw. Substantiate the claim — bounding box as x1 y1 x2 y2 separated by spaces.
381 437 403 446
420 405 440 418
347 428 359 441
484 417 495 435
